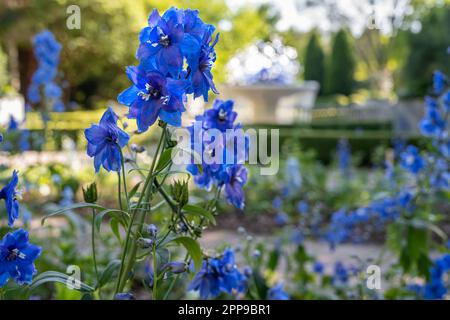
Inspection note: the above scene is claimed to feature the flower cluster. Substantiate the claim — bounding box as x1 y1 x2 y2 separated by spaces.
408 253 450 299
325 69 450 249
1 116 30 152
186 99 248 209
337 138 351 176
118 7 219 131
27 30 64 112
0 171 41 287
324 194 408 249
188 248 248 299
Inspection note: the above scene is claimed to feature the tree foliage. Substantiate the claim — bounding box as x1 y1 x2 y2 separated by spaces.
304 32 325 94
327 29 355 96
401 5 450 97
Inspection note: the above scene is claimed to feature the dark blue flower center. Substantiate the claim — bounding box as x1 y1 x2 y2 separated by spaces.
139 83 161 101
217 109 227 122
6 248 25 261
105 131 118 144
159 35 171 47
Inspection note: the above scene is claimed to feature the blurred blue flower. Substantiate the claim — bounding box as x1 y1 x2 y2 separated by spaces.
313 261 324 274
433 70 446 94
268 283 289 300
0 229 41 287
28 30 65 112
333 262 349 284
274 212 288 226
337 138 351 176
419 97 446 138
400 145 425 174
189 248 247 299
85 108 130 172
296 200 309 215
272 196 282 210
0 170 20 227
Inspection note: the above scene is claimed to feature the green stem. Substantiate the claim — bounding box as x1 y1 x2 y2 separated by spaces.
117 173 123 211
120 149 130 211
162 186 223 299
115 125 167 294
152 244 158 300
91 209 99 286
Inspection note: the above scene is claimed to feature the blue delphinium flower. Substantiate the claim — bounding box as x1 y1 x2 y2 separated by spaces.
189 248 247 299
332 262 349 284
433 71 446 94
419 97 446 138
272 196 282 210
84 107 130 172
188 260 222 299
313 261 324 274
137 8 201 78
221 165 248 210
186 101 249 210
274 212 288 226
203 100 237 132
0 170 20 227
185 24 219 101
284 156 302 193
0 228 41 286
27 30 65 112
400 145 425 174
267 283 289 300
421 254 450 299
296 200 309 215
117 67 186 130
337 138 351 176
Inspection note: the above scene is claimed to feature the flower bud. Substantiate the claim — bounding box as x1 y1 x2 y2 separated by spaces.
146 224 158 238
163 261 187 274
82 182 97 203
170 180 189 207
115 293 135 300
131 143 146 153
137 237 154 248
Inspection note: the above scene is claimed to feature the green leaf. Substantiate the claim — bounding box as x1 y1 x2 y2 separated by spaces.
94 209 129 232
267 249 280 271
183 204 216 225
29 271 94 293
171 237 202 271
110 218 122 242
128 181 143 199
156 147 174 172
42 203 105 225
97 260 121 288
